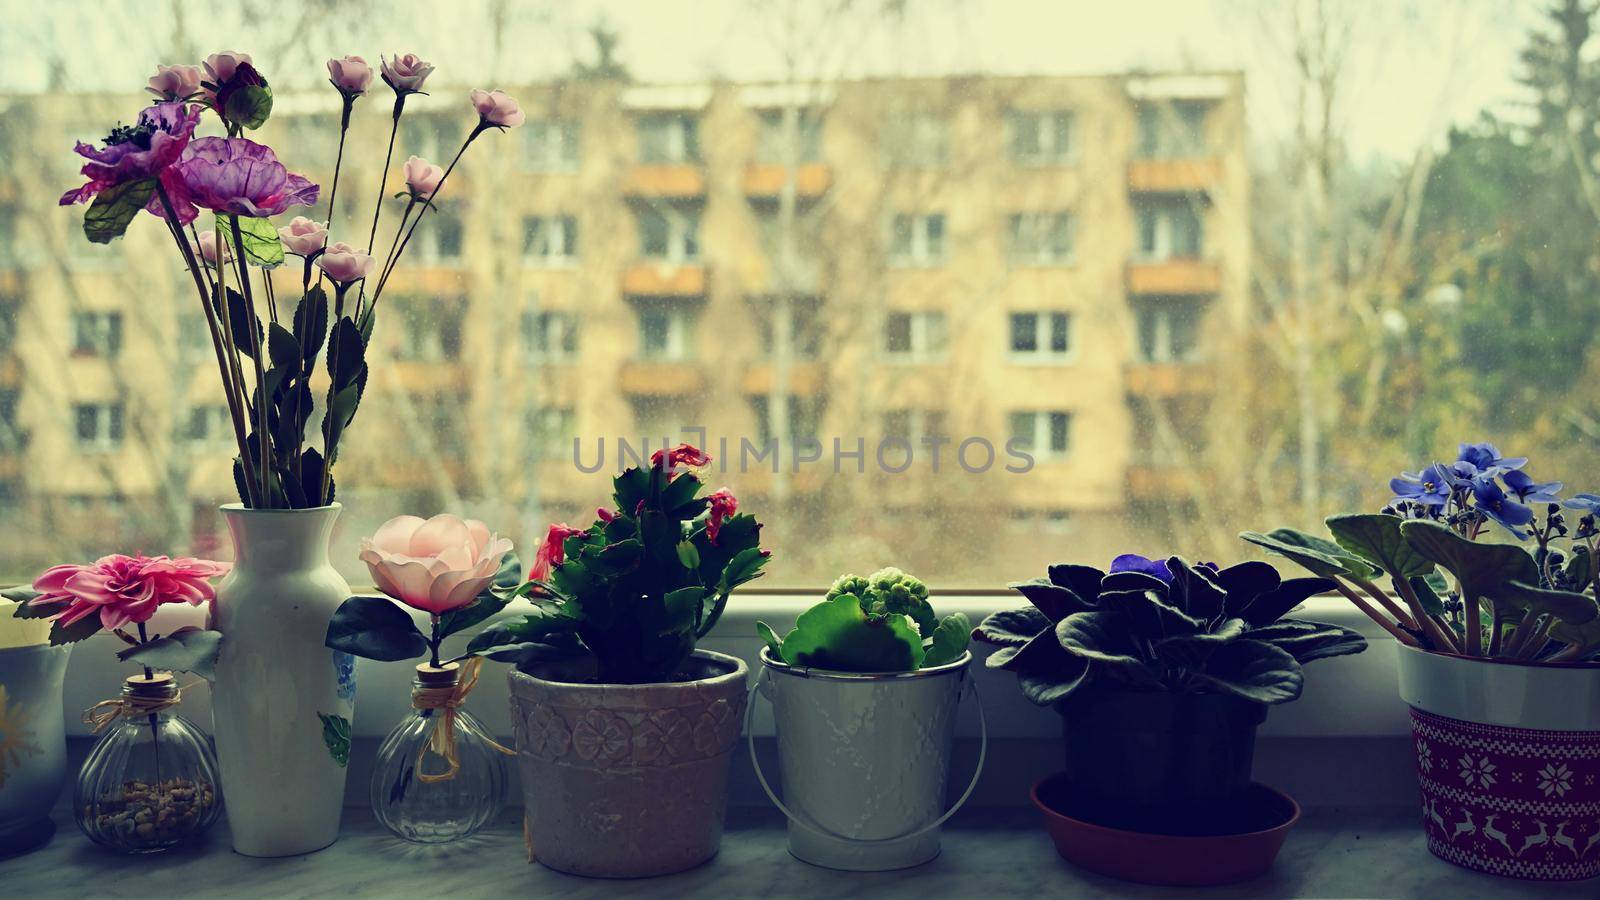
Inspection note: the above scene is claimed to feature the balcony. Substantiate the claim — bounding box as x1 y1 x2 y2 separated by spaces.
623 165 707 200
1125 362 1215 398
742 163 832 201
1127 464 1192 500
1127 158 1222 193
622 263 708 297
1126 259 1221 296
619 360 706 397
741 362 826 396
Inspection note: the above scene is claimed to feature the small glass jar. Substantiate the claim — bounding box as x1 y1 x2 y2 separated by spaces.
75 673 222 853
370 663 506 843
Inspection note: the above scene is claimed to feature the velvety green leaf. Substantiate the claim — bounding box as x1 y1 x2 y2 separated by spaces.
1054 611 1162 687
1007 578 1094 622
1239 577 1337 627
324 596 427 662
1046 564 1106 604
1407 574 1446 617
1492 581 1598 624
1151 617 1247 668
1100 571 1170 595
217 213 285 268
83 177 157 243
1019 664 1088 706
974 607 1051 646
1103 588 1204 640
779 595 924 672
1213 561 1281 615
1246 618 1368 663
1398 520 1538 603
1550 617 1600 654
1564 546 1594 591
922 612 971 667
117 626 223 679
1327 514 1435 580
1166 558 1227 621
1240 528 1380 579
225 83 274 130
1192 638 1304 704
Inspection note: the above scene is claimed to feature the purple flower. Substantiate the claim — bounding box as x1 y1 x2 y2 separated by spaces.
1563 493 1600 516
170 137 319 219
1501 470 1562 504
1471 477 1534 539
1390 464 1454 508
1109 554 1173 583
58 102 199 211
1456 442 1527 474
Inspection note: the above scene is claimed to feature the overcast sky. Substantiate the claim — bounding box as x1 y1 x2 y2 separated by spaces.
0 0 1542 163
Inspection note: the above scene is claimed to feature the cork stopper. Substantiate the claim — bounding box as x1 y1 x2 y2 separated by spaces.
415 662 462 688
123 671 178 700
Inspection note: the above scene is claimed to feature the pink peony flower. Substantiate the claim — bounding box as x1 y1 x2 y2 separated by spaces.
200 52 268 122
147 64 204 102
529 523 589 584
380 53 434 94
651 443 712 475
169 136 319 219
359 514 513 616
468 89 525 128
59 102 201 218
196 229 234 265
202 51 254 85
316 241 375 284
29 554 230 632
705 489 738 544
402 155 444 198
277 216 327 256
327 55 373 97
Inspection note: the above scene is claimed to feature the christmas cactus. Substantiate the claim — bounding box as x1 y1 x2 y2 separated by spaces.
468 445 769 683
757 567 971 672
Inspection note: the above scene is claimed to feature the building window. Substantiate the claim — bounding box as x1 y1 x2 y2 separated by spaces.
883 408 946 445
1009 508 1073 534
1008 212 1074 265
523 215 579 265
637 206 700 262
637 114 700 164
524 120 581 171
523 310 579 362
752 296 822 360
393 297 464 362
889 213 946 266
0 389 22 451
1136 302 1203 363
527 406 575 459
1137 101 1209 158
74 402 124 452
414 209 464 264
884 311 947 361
183 404 232 448
1009 312 1073 361
72 311 123 358
1135 202 1203 261
757 109 823 163
637 303 697 361
1009 410 1071 461
1008 110 1075 165
750 394 823 445
884 113 948 167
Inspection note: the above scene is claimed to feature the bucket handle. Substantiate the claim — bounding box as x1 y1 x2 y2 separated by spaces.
743 665 988 846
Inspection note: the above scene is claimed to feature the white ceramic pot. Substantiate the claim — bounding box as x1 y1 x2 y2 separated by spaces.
209 503 356 857
748 648 985 871
0 644 71 857
1396 644 1600 881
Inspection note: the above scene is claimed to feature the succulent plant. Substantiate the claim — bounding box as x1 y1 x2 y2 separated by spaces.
759 567 970 672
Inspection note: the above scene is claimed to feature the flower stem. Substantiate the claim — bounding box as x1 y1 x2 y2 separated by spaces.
357 94 406 314
1330 577 1418 646
318 282 353 505
230 215 274 506
430 616 442 668
370 123 485 305
136 622 161 785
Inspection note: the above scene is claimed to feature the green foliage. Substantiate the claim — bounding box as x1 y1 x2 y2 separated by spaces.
760 567 971 673
216 214 285 268
318 712 350 767
83 177 157 244
224 84 274 130
116 626 223 679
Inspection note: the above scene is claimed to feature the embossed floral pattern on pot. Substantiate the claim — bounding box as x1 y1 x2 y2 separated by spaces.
572 710 631 764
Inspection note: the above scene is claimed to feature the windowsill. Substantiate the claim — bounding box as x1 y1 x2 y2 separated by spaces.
1007 354 1078 365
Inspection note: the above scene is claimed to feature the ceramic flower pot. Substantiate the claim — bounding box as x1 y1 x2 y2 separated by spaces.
0 643 71 858
508 649 746 878
209 503 356 857
747 648 984 871
1397 644 1600 881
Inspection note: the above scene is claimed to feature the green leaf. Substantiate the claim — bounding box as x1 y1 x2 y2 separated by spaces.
225 83 274 130
49 613 102 645
437 592 512 639
717 545 769 594
675 540 700 570
1192 639 1304 704
83 177 157 243
1492 581 1598 626
117 626 223 679
1398 520 1539 604
1008 578 1096 622
779 595 925 672
612 466 650 514
1151 617 1247 668
1240 528 1380 579
756 620 784 657
974 607 1051 646
1240 577 1337 626
1549 617 1600 655
4 587 45 615
1407 574 1446 617
464 609 578 659
661 586 705 634
922 612 971 667
216 213 285 268
318 712 350 767
221 288 263 359
324 596 428 662
1326 514 1435 580
293 287 330 362
328 317 366 389
1053 611 1162 688
1245 618 1369 664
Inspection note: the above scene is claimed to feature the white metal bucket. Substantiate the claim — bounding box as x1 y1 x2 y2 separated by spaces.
746 647 986 871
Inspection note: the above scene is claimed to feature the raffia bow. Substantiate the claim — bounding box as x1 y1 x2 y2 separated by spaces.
413 656 515 784
82 680 190 734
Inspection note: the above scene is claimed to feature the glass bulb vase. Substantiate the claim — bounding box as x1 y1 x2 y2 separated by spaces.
74 673 222 853
370 662 507 843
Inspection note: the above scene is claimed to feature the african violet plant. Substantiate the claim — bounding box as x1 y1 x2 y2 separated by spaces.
756 567 971 672
465 445 770 684
1243 441 1600 663
974 555 1366 706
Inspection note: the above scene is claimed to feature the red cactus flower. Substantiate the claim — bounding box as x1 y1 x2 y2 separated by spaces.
706 489 738 544
529 523 588 583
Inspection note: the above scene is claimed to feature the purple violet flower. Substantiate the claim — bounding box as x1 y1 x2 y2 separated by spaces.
169 136 319 220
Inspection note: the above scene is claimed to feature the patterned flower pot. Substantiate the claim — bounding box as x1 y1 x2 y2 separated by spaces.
508 649 747 878
1397 644 1600 881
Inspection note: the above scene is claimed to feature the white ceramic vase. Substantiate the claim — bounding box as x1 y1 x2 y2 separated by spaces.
209 503 356 857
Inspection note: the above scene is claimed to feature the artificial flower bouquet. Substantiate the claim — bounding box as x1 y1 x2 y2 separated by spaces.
60 50 524 509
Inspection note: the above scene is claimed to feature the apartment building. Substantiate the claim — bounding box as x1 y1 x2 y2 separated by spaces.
0 71 1247 579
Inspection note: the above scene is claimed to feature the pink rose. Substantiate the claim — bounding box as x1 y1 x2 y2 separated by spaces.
317 241 375 284
29 554 229 632
196 229 233 264
147 64 203 101
402 155 444 198
380 53 434 94
469 89 525 128
277 216 328 257
327 55 373 97
203 51 253 86
359 514 513 615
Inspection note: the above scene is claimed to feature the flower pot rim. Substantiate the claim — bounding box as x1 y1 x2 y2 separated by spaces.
219 501 343 515
509 647 748 692
758 646 972 681
1031 772 1301 842
1396 641 1600 671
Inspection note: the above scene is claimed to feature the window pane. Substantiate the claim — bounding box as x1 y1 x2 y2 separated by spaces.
1010 313 1037 351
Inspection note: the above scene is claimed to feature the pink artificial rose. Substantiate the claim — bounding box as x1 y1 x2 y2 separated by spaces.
317 241 375 284
196 229 233 264
277 216 327 256
469 89 525 128
529 523 589 584
327 55 373 96
147 64 203 102
29 554 229 632
359 514 513 615
705 489 738 544
380 53 434 94
203 51 253 85
402 155 444 198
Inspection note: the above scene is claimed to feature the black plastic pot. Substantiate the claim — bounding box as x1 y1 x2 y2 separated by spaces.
1057 688 1267 834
